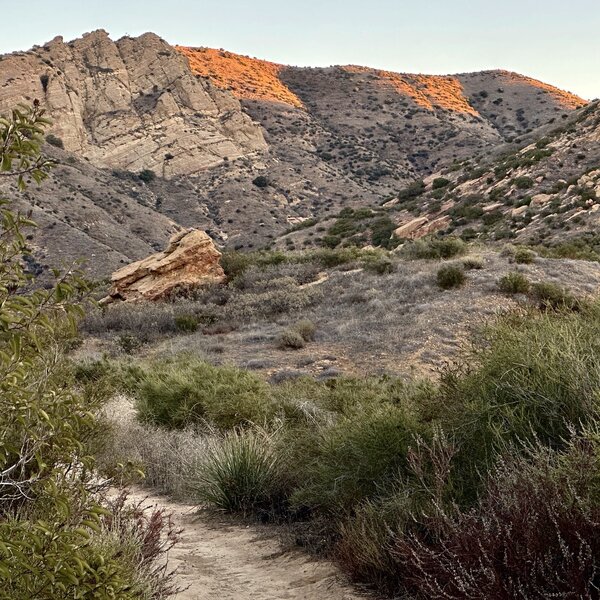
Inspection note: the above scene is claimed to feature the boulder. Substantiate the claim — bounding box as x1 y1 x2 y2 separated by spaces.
393 215 451 240
394 217 428 238
101 229 225 303
530 193 552 207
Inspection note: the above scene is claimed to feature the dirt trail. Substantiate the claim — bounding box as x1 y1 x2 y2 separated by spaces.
129 490 368 600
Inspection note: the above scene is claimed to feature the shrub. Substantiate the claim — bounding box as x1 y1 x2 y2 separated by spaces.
461 256 484 270
138 169 156 183
514 176 534 189
252 175 269 188
395 431 600 599
432 177 450 190
363 255 395 274
402 236 466 260
291 404 420 514
45 133 64 148
134 356 276 430
436 264 466 289
398 180 425 200
195 428 286 516
498 271 530 294
0 104 175 598
220 250 288 279
276 329 306 350
439 306 600 500
174 314 199 333
293 319 317 341
513 247 536 264
531 281 581 311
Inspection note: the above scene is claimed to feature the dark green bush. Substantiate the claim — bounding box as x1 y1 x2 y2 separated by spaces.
513 247 536 264
531 281 581 311
45 133 64 148
252 175 269 188
498 271 530 294
436 264 466 289
138 169 156 183
432 177 450 190
174 314 199 333
291 404 420 514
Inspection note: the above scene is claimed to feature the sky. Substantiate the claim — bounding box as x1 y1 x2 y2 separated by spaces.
1 0 598 99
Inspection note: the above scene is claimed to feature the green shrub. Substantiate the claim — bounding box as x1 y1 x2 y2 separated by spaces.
135 356 275 429
220 250 288 279
195 428 286 516
174 314 199 333
514 176 534 189
138 169 156 183
291 404 420 514
513 247 536 264
439 306 600 501
0 105 174 598
402 236 466 260
398 180 425 200
498 271 530 294
436 264 466 289
432 177 450 190
531 281 581 311
252 175 269 188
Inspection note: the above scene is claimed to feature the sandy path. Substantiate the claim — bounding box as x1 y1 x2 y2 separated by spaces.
129 490 368 600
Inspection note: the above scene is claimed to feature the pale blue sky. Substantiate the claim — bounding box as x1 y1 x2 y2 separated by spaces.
1 0 598 98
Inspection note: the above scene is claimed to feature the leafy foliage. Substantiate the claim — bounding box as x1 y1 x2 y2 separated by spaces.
0 104 175 598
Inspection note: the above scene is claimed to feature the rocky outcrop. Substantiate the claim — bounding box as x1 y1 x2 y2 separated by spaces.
394 215 451 240
0 31 266 178
102 229 225 303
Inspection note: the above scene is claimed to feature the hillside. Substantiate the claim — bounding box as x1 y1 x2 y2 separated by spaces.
0 32 589 277
379 101 600 253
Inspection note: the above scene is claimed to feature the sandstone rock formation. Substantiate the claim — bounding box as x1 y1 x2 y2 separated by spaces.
102 229 225 303
394 215 451 240
0 31 266 178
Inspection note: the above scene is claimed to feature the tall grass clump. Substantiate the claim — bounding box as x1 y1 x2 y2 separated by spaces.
290 403 423 515
195 428 287 516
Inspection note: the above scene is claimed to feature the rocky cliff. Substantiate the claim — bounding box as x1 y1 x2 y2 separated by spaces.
0 31 266 178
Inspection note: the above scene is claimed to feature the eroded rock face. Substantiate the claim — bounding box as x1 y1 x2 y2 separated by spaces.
0 30 266 177
103 229 225 303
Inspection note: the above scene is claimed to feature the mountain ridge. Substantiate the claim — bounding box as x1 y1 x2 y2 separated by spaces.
0 30 593 276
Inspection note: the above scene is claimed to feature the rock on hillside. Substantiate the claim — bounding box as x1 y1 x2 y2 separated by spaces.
0 31 266 177
103 229 225 303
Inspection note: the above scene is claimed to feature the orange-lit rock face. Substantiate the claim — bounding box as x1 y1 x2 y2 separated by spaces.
176 47 303 107
343 66 479 115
